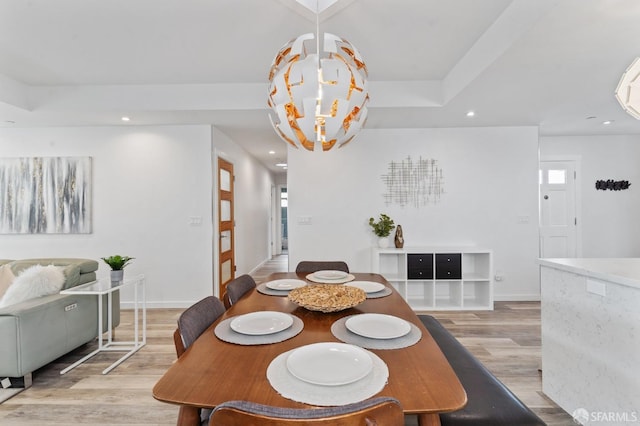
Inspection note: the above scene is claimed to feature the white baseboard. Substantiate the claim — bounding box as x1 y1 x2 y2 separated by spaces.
248 257 270 276
120 258 277 310
493 294 541 302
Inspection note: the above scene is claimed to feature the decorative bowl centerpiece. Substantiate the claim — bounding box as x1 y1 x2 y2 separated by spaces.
288 284 366 312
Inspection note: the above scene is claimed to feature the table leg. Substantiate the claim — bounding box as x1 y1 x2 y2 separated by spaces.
177 406 201 426
142 279 147 343
60 347 101 375
417 413 442 426
98 293 103 348
107 290 113 343
59 275 146 375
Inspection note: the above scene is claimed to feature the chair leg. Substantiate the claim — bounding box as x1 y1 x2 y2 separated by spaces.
417 413 442 426
176 405 201 426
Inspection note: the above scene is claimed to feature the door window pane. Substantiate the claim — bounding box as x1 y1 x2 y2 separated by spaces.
221 200 231 221
221 259 232 284
221 230 231 252
548 169 566 184
220 169 231 192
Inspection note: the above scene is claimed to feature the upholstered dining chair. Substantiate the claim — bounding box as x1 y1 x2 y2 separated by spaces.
294 261 350 274
222 274 257 309
173 295 226 426
208 397 404 426
174 295 226 357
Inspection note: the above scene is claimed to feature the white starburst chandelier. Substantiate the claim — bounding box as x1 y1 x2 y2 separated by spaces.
267 0 369 151
615 57 640 119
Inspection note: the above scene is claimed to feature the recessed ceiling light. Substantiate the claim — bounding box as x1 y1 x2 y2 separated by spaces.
466 111 475 117
602 120 613 125
268 150 276 155
275 163 287 167
121 116 130 122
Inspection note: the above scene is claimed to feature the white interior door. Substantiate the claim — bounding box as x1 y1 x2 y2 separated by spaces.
539 160 578 258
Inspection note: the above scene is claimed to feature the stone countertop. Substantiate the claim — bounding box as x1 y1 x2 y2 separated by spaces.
538 258 640 290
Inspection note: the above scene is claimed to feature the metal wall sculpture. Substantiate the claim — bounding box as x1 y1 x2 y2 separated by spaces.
0 157 92 234
381 156 444 208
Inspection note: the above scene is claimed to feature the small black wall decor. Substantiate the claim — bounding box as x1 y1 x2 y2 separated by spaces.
595 179 631 191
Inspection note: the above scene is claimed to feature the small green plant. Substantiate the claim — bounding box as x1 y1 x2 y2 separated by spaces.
101 255 134 271
368 214 396 237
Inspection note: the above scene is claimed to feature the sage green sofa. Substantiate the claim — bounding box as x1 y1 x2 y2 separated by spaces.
0 258 120 384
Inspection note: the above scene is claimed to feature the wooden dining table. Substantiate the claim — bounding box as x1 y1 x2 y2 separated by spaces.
152 272 466 426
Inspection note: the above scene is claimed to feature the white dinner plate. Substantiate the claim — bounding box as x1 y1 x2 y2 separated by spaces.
230 311 293 335
313 270 349 280
286 342 373 386
345 314 411 339
266 279 307 291
346 281 385 293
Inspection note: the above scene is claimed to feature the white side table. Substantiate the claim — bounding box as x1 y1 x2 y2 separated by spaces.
60 274 146 375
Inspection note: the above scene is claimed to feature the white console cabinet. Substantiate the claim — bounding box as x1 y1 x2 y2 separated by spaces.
372 247 493 311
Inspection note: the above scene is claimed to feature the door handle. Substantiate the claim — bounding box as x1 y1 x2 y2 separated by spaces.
544 195 549 200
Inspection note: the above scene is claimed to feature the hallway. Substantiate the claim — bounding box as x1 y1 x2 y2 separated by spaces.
251 254 289 283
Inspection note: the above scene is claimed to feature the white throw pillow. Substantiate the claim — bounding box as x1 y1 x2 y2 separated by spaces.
0 264 16 300
0 265 66 308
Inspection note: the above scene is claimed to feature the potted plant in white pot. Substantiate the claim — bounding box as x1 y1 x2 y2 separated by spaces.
101 255 134 284
368 214 396 248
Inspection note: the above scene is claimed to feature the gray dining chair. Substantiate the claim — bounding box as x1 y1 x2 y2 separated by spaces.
222 274 257 309
208 396 404 425
294 261 350 274
173 295 226 426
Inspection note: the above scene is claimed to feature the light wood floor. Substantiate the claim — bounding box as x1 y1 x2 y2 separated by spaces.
0 255 574 425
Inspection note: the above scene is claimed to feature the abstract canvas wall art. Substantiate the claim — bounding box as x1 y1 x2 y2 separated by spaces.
381 156 444 208
0 157 92 234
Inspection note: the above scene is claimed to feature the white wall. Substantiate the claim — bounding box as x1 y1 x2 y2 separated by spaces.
540 134 640 257
287 127 541 300
0 125 275 307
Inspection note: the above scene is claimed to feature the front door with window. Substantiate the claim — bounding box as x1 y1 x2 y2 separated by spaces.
539 160 578 258
218 158 235 298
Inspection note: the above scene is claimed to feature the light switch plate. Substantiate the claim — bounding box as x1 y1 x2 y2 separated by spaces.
188 216 203 226
298 216 312 225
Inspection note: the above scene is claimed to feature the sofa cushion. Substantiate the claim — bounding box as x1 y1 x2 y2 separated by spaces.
0 265 66 308
0 264 16 300
8 258 98 274
7 259 99 290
